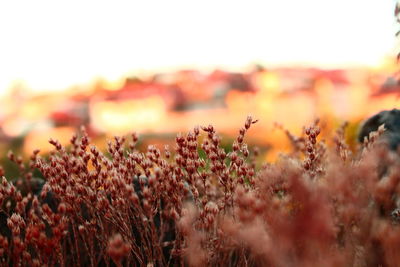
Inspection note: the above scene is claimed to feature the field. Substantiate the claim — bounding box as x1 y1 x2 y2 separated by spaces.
0 1 398 265
0 115 399 266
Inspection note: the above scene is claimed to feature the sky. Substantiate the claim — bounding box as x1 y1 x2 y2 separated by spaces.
0 0 397 95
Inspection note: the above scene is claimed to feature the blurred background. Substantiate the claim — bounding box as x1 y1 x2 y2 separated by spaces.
0 0 399 175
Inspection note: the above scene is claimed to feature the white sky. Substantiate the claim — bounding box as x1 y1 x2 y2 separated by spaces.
0 0 397 95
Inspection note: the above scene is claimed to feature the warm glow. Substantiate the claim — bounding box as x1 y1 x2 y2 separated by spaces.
23 127 76 155
0 1 398 159
90 97 167 134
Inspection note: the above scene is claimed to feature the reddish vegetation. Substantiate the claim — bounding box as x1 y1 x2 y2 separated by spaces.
0 116 400 266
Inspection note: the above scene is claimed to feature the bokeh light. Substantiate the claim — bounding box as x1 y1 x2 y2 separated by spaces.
0 0 398 167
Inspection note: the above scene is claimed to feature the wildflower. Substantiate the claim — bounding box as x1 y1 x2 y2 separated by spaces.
107 233 131 264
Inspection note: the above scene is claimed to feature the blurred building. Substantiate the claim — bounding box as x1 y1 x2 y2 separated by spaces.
0 66 398 158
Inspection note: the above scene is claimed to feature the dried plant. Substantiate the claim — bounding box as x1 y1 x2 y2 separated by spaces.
0 116 400 266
